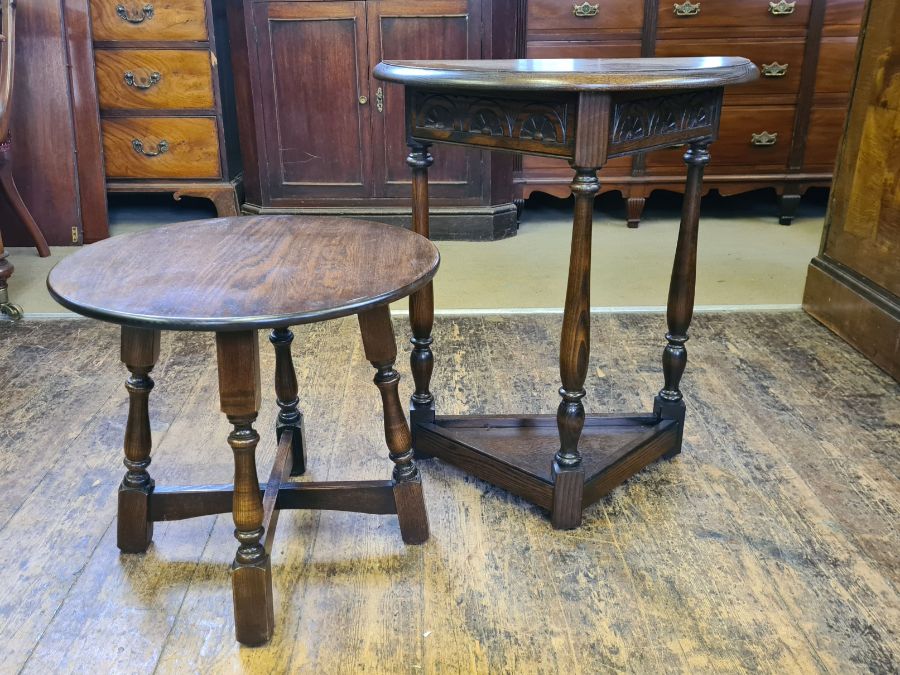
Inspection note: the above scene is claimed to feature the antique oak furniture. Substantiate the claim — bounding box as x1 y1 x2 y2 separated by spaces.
224 0 520 240
0 0 50 319
47 215 439 645
375 57 758 528
518 0 864 227
803 0 899 381
89 0 242 218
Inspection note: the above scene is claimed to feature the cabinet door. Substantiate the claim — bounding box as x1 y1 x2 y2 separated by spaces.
367 0 483 201
253 2 373 202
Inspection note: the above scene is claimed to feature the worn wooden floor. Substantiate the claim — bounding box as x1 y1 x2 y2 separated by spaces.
0 312 897 674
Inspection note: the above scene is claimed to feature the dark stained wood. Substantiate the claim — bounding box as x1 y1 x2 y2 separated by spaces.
269 327 306 476
117 325 161 553
388 57 736 528
359 304 430 544
261 428 294 554
803 0 900 381
47 216 440 330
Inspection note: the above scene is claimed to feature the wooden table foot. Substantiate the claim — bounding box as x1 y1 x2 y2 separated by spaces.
393 478 429 545
551 463 585 530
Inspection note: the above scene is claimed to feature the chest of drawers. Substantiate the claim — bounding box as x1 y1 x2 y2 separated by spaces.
89 0 241 220
517 0 864 226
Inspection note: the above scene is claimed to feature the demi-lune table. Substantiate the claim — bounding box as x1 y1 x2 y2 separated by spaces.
374 58 759 529
47 215 440 645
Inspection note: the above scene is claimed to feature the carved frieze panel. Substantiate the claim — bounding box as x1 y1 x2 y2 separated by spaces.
607 89 722 158
407 88 577 159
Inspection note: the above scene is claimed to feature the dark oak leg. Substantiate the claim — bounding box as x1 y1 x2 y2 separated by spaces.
359 305 429 545
406 142 436 458
216 330 274 646
118 327 161 553
654 143 710 458
0 143 51 257
777 191 801 226
552 168 599 530
269 327 306 476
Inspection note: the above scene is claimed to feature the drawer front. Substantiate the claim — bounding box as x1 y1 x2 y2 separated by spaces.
656 39 804 101
90 0 208 41
814 36 858 96
528 0 642 38
96 50 214 110
526 40 641 59
103 117 221 178
646 106 795 168
659 0 810 32
523 154 633 172
804 106 847 168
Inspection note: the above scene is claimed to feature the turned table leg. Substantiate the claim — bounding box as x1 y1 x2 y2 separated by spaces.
654 143 709 457
359 305 430 545
406 141 436 457
552 168 600 530
216 330 274 646
118 327 161 553
269 327 306 476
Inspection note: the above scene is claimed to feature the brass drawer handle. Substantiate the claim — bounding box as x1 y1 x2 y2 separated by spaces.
123 71 161 90
132 138 169 157
375 87 384 113
673 0 700 16
761 62 788 77
750 131 778 146
116 3 154 23
768 0 795 15
572 2 599 16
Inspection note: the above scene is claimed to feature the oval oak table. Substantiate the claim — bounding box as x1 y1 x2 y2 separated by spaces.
374 58 759 529
47 215 440 646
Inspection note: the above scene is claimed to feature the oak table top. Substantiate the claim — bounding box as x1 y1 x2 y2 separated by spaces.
373 57 758 91
47 216 440 331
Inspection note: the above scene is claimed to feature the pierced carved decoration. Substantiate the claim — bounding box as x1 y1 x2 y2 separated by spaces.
608 90 720 155
410 90 574 157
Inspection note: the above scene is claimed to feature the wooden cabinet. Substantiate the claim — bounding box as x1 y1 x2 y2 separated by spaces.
228 0 517 239
517 0 865 227
89 0 242 227
803 0 899 379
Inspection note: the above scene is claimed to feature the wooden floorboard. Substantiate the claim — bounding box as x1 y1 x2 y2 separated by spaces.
0 313 897 674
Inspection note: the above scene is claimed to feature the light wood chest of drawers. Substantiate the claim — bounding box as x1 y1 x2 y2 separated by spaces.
89 0 241 218
517 0 864 226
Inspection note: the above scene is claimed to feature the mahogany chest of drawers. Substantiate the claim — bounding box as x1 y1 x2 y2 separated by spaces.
89 0 242 220
518 0 864 226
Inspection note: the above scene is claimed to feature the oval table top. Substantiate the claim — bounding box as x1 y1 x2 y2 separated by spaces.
374 57 758 92
48 216 440 331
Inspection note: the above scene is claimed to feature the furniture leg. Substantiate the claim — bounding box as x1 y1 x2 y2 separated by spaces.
626 195 647 229
216 330 274 646
174 184 241 217
654 143 709 458
118 326 161 553
777 191 801 226
0 146 51 257
406 141 436 457
552 168 599 530
358 305 429 545
269 327 306 475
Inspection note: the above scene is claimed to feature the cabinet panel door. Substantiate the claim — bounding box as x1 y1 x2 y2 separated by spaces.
254 2 372 201
367 0 483 201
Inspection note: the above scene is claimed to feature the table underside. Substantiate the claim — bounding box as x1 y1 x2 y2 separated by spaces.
416 414 678 511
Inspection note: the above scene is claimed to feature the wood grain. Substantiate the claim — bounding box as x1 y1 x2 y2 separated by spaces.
101 116 221 179
95 49 215 111
0 314 897 671
89 0 208 41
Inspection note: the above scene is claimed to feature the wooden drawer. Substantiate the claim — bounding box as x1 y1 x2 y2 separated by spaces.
96 49 214 111
804 106 847 168
102 117 221 179
658 0 810 32
814 36 858 97
823 0 864 31
656 39 804 101
527 0 642 38
526 40 641 59
90 0 208 42
645 106 796 168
